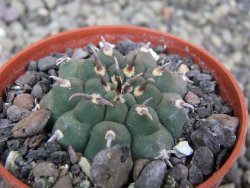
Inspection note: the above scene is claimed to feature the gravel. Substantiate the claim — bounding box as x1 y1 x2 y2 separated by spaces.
0 0 249 187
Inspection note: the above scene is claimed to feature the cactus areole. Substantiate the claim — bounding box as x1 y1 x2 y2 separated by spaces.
40 38 194 162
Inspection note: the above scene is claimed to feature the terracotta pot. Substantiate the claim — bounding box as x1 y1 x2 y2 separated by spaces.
0 26 248 188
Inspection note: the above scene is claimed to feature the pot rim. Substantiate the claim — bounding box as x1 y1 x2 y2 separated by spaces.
0 25 248 188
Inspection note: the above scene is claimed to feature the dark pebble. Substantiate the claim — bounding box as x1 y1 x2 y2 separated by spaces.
115 39 144 55
192 147 214 176
135 160 166 188
191 121 223 155
179 179 194 188
6 91 16 103
0 142 5 156
170 157 187 166
186 69 201 78
182 57 194 67
20 165 30 177
1 149 10 163
188 165 203 185
70 164 81 176
27 61 38 72
48 151 70 165
48 69 57 76
196 107 212 118
31 80 50 99
7 105 31 122
194 73 213 82
221 127 236 148
26 148 48 161
15 72 40 87
32 181 45 188
216 149 230 170
15 156 25 167
45 141 61 153
199 81 216 93
169 164 188 182
0 119 12 129
7 139 20 151
38 56 57 71
0 125 14 142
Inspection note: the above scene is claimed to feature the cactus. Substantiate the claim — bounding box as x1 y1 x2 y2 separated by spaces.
40 38 193 161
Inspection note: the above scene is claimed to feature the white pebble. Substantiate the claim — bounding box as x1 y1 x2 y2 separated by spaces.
78 157 92 180
173 141 193 158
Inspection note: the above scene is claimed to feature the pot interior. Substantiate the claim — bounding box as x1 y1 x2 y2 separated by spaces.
0 26 247 188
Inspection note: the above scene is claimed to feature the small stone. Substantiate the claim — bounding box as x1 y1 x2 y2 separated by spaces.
207 114 239 133
28 134 47 148
0 119 12 129
27 61 38 71
185 91 200 105
70 164 81 176
133 159 150 181
0 124 14 142
216 149 230 169
191 121 223 154
68 145 79 164
78 156 92 180
31 80 50 99
15 72 40 87
12 109 50 138
5 151 20 174
199 81 216 93
169 164 188 182
32 161 58 178
221 127 236 148
6 91 16 103
135 160 166 188
79 180 91 188
194 73 213 82
72 48 89 59
53 175 73 188
38 56 57 71
13 94 34 110
7 105 31 122
45 141 61 153
188 165 203 185
48 69 57 76
92 145 133 188
192 147 214 176
173 141 193 158
177 64 190 75
7 139 20 151
196 107 212 118
179 179 194 188
48 151 70 165
27 148 48 161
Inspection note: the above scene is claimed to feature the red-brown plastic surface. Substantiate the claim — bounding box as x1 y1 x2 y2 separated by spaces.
0 26 248 188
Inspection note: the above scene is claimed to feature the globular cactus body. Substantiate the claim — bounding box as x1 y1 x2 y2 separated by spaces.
40 39 192 161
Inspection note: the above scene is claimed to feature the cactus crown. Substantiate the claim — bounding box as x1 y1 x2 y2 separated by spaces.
40 38 193 161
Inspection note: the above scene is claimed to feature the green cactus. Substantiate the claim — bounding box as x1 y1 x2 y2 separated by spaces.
40 39 193 161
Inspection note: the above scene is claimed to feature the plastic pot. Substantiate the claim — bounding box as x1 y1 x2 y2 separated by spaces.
0 26 248 188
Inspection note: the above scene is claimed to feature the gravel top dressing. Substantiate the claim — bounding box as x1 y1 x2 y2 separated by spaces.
0 39 239 188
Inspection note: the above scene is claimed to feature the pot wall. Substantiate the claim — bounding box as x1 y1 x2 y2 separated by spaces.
0 26 248 188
